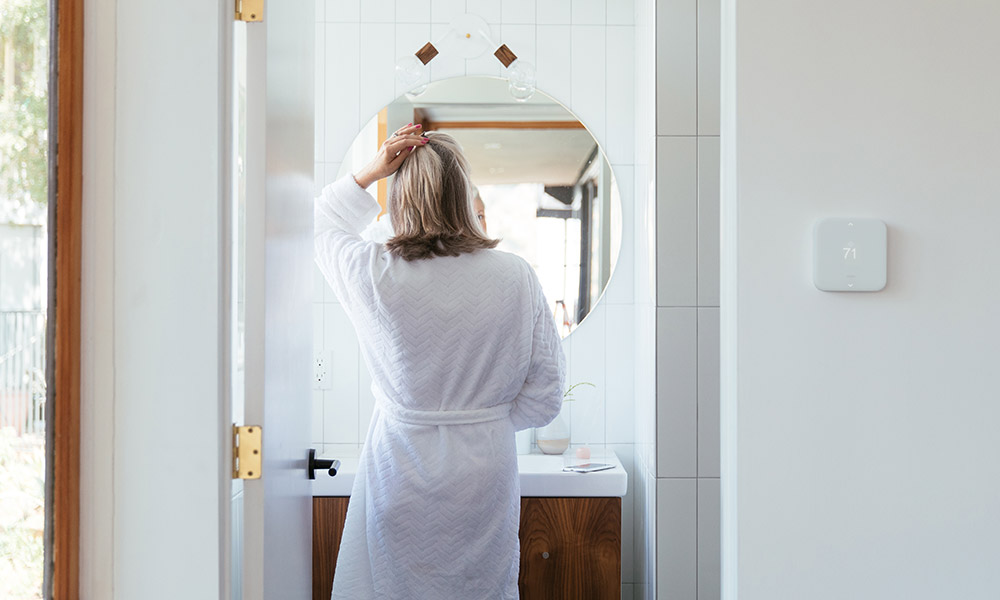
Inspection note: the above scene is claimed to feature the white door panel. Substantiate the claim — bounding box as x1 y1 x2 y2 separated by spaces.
229 3 314 599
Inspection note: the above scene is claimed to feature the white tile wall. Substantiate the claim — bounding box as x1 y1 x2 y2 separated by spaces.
359 23 397 120
315 25 326 162
316 1 650 587
697 308 720 478
634 301 657 471
571 26 607 145
605 305 635 443
323 303 360 444
535 25 572 104
657 478 697 599
656 0 697 135
466 0 501 23
313 303 325 446
607 27 636 166
311 390 324 444
656 307 697 478
696 0 720 136
360 0 395 22
324 24 361 162
569 305 606 444
395 0 430 23
607 0 635 25
500 0 534 23
536 0 571 24
697 478 721 600
572 0 606 25
323 442 362 459
656 135 698 307
430 0 465 23
326 0 359 23
697 137 720 306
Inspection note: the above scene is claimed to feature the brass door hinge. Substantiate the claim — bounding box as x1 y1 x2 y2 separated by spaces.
235 0 262 22
233 425 262 479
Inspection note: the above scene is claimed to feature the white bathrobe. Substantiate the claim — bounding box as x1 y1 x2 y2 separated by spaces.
315 176 566 600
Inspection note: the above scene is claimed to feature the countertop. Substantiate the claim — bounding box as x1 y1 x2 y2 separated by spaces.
311 447 627 497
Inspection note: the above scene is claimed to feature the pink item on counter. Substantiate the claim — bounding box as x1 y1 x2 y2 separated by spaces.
575 446 591 460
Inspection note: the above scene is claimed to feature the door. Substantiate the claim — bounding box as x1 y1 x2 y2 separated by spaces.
227 3 315 599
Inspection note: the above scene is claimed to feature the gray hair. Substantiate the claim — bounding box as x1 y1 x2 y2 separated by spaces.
386 132 499 261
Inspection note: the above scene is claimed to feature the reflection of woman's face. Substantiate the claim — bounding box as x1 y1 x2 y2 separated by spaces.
474 196 488 234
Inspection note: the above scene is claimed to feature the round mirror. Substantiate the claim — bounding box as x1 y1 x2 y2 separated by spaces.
337 76 622 337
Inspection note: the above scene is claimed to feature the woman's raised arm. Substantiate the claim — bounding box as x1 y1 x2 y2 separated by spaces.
314 123 426 308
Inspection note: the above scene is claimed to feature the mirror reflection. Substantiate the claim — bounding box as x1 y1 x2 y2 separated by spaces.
337 76 621 336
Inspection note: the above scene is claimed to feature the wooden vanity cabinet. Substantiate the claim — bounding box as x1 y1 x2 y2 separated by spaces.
518 496 622 599
313 496 622 600
312 497 350 600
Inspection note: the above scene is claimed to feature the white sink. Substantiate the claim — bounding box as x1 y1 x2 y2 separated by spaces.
311 447 627 498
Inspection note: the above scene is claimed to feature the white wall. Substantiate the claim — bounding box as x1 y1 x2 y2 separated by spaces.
727 1 1000 598
314 0 643 594
80 1 230 598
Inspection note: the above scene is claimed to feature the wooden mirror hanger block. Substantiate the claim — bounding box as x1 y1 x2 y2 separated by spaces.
416 42 439 65
494 44 518 68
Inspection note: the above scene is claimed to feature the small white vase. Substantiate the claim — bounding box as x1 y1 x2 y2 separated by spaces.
535 411 570 455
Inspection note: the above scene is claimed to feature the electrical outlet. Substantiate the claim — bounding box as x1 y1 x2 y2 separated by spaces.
314 351 332 390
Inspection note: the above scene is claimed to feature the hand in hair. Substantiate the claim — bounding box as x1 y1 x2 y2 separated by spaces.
353 123 427 189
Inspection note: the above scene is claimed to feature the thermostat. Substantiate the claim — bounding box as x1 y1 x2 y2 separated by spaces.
813 218 887 292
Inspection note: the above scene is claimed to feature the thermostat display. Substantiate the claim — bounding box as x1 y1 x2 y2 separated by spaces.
813 218 887 292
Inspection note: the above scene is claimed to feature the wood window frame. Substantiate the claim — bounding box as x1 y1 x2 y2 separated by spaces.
47 0 83 597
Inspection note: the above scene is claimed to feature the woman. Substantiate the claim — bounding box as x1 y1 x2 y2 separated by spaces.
315 124 566 599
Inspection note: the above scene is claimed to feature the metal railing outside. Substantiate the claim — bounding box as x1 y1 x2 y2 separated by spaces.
0 310 46 435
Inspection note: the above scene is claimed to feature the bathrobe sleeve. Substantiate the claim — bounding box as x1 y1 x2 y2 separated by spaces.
314 175 384 310
509 270 567 432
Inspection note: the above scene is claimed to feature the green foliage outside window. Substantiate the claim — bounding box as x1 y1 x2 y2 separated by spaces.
1 0 49 223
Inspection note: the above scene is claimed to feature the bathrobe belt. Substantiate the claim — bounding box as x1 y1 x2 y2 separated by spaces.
375 390 513 426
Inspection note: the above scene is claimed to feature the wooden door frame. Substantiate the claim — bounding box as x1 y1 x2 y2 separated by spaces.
49 0 83 597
